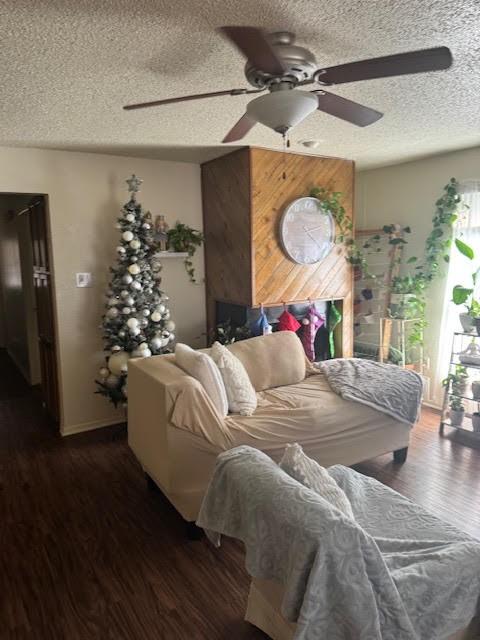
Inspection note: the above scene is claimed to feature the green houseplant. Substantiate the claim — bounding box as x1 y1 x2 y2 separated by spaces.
167 222 204 283
449 395 465 427
442 364 469 396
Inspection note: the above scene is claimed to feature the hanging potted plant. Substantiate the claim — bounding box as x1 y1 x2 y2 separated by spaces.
449 396 465 427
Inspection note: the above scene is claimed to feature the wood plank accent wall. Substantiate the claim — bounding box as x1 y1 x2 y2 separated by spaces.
202 147 355 356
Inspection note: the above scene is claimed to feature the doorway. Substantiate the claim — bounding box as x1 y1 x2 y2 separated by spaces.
0 194 59 424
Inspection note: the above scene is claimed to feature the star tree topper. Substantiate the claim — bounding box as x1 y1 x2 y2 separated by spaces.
126 174 143 199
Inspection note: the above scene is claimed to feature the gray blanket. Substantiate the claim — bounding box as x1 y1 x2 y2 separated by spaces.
197 446 480 640
319 358 423 425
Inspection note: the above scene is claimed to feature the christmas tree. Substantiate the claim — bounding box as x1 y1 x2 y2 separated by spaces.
96 175 175 406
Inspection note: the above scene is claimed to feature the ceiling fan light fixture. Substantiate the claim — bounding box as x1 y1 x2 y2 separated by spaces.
246 90 318 134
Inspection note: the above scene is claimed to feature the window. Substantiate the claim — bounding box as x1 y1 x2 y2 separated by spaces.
435 180 480 403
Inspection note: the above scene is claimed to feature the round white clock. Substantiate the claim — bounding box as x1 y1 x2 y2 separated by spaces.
280 197 335 264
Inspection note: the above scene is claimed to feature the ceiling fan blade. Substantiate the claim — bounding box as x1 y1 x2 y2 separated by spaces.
315 46 452 85
219 26 286 75
123 88 260 111
222 113 256 143
313 90 383 127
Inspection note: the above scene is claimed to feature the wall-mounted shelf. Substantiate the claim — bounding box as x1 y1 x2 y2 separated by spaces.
154 251 188 259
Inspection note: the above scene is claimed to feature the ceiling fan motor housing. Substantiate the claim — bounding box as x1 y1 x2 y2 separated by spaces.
245 31 318 88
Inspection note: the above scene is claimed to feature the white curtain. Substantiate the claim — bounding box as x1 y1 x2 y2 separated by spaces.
434 180 480 404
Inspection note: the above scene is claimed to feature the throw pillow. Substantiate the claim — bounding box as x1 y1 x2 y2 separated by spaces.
210 342 257 416
175 343 228 417
279 443 354 519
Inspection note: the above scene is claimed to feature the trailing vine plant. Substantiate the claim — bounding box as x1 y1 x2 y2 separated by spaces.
167 222 204 283
309 178 464 363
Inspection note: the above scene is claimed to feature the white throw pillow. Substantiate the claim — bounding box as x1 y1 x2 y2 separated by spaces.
210 342 257 416
175 343 228 417
279 443 354 519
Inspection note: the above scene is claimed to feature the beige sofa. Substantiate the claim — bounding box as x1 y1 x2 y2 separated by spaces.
128 332 411 523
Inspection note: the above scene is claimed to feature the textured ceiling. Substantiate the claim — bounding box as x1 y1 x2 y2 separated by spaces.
1 0 480 168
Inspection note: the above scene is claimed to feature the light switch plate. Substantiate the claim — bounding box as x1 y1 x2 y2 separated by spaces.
76 272 92 288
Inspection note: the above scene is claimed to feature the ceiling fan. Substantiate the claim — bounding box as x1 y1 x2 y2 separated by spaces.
123 27 452 143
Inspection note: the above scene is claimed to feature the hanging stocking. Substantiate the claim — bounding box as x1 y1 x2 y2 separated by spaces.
278 308 301 332
300 305 324 361
250 305 272 336
328 302 342 358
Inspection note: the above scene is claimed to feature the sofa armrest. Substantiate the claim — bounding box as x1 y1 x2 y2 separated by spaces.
128 354 231 492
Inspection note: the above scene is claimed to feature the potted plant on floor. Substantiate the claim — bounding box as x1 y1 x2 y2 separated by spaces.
442 365 469 396
449 396 465 427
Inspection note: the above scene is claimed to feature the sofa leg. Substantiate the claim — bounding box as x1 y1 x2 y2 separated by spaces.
393 447 408 464
145 473 158 492
186 521 203 541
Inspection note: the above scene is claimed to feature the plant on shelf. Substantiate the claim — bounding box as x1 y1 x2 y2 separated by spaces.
451 250 480 333
167 222 204 283
309 186 377 280
448 395 465 427
442 364 469 396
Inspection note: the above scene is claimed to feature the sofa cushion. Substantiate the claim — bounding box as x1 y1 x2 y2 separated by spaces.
279 442 354 518
211 342 257 416
174 343 228 417
228 332 306 392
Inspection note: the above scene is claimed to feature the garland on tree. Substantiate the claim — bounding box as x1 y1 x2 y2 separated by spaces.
95 175 175 406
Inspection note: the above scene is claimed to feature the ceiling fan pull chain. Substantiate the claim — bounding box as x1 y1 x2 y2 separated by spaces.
282 132 290 180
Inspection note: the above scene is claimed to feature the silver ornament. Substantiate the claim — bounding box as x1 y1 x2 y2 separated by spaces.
142 309 150 317
122 307 131 315
120 290 129 298
122 274 133 284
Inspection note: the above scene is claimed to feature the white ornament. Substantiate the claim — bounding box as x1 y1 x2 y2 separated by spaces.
122 274 133 285
158 304 166 314
160 337 170 348
131 281 142 291
122 231 134 242
128 263 140 275
106 307 119 319
126 296 134 306
130 327 141 337
125 213 135 222
120 290 129 298
129 239 141 250
105 374 120 389
108 351 130 376
138 342 148 351
142 223 151 229
122 307 131 315
168 333 175 342
165 320 176 332
150 337 162 350
111 345 121 352
116 246 126 254
151 311 161 322
126 317 139 329
131 347 151 358
118 330 126 338
108 297 118 306
99 367 109 379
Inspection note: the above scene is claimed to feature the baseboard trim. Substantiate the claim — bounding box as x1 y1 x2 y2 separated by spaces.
61 417 126 437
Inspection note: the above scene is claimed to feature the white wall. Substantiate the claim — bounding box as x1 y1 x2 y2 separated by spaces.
0 146 204 434
356 146 480 404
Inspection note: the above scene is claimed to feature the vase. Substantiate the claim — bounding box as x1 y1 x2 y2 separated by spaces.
472 381 480 400
449 409 464 427
472 413 480 433
460 313 475 333
475 317 480 337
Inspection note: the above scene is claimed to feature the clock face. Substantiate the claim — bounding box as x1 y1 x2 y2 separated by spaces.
280 197 335 264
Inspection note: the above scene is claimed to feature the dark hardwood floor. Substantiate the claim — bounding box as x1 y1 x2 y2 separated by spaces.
1 348 479 639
